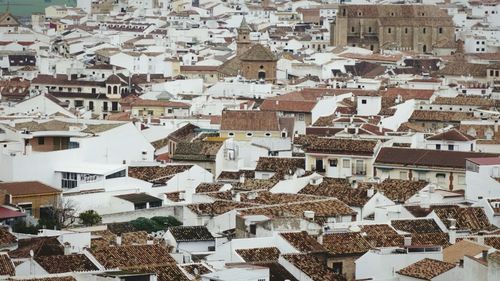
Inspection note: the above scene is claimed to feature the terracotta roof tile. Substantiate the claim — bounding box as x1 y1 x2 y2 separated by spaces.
391 219 443 234
220 110 280 132
255 157 305 173
238 199 356 222
279 231 327 253
0 181 61 196
375 147 500 169
168 226 214 242
433 206 494 232
281 254 346 281
90 244 175 269
373 179 428 203
300 136 378 156
236 247 281 262
323 232 372 255
35 254 98 273
0 254 14 276
397 258 455 280
0 228 16 247
298 178 370 207
426 128 475 141
128 165 193 184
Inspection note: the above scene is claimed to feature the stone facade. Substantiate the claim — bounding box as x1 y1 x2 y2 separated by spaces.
331 4 455 54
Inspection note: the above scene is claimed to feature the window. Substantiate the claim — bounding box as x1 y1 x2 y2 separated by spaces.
400 171 408 179
439 27 443 34
75 100 84 108
228 132 235 137
298 113 305 121
361 99 367 104
332 262 343 274
422 28 426 34
342 159 350 169
405 27 408 34
106 169 126 179
329 159 338 167
246 132 253 137
167 108 173 114
436 173 446 185
436 144 441 150
150 201 162 208
351 26 355 33
61 172 77 189
388 27 392 34
458 175 465 185
37 137 45 145
249 224 257 235
265 132 271 137
89 101 94 111
368 27 372 33
448 144 454 151
134 203 147 210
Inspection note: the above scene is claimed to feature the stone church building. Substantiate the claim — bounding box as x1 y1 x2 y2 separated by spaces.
331 4 456 54
218 18 277 83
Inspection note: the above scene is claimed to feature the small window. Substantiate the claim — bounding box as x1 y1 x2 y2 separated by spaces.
422 28 426 34
37 137 45 145
405 27 408 34
448 145 454 151
436 144 441 150
400 171 408 179
228 132 235 137
246 132 253 137
265 132 271 137
329 159 338 167
439 27 443 34
342 159 350 168
361 99 367 104
388 27 392 34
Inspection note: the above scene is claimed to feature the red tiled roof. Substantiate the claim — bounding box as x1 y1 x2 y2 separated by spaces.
260 99 317 113
0 181 61 196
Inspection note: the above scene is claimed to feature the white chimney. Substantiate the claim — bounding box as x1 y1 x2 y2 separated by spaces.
147 115 151 124
317 234 323 244
367 188 374 198
428 184 435 193
147 73 151 83
404 235 412 247
303 210 315 219
448 218 457 244
239 174 245 184
24 144 32 155
234 193 241 202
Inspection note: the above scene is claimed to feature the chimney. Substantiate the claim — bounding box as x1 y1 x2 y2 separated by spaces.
482 250 488 260
24 143 32 156
404 235 412 247
112 65 116 74
317 234 323 244
147 73 151 83
367 187 374 198
234 193 241 202
429 184 435 193
275 100 279 105
448 218 457 244
53 71 57 79
239 174 245 184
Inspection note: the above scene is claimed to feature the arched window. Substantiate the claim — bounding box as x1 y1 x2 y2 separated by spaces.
388 28 392 34
113 86 118 94
107 85 112 94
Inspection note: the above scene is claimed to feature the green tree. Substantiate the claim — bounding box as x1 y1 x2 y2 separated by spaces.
78 210 102 226
130 216 182 233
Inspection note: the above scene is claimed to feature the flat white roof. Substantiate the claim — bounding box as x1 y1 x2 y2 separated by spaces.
55 162 125 175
